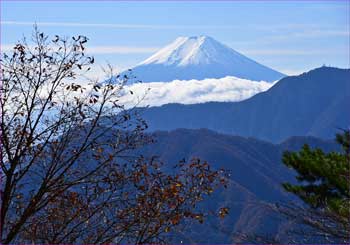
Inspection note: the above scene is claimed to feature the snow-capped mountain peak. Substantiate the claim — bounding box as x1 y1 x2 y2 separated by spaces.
140 35 239 66
127 36 285 82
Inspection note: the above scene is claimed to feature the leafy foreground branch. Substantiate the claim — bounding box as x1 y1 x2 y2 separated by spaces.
0 27 229 244
20 158 229 244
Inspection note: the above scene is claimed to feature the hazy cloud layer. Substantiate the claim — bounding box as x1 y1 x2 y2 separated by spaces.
0 21 251 30
119 76 275 107
2 21 348 34
86 46 159 54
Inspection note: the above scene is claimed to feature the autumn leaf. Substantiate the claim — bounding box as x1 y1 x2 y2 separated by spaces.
218 207 229 218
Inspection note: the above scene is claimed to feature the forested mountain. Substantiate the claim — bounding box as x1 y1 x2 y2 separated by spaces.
136 128 340 243
140 67 350 143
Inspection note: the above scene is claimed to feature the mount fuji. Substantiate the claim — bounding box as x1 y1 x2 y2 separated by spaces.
126 36 285 83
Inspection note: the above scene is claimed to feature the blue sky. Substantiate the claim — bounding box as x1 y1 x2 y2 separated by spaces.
1 1 349 75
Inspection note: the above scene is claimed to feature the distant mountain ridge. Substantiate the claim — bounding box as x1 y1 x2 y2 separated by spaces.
139 67 350 143
137 128 340 243
126 36 285 82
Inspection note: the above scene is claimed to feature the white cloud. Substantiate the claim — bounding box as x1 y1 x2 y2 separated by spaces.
86 46 159 54
1 44 159 55
1 44 17 52
118 76 275 108
1 21 167 29
7 20 346 33
241 48 349 56
0 21 242 30
259 30 349 43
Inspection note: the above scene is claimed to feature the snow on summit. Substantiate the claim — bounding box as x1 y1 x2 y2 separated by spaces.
140 36 225 66
125 36 285 82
